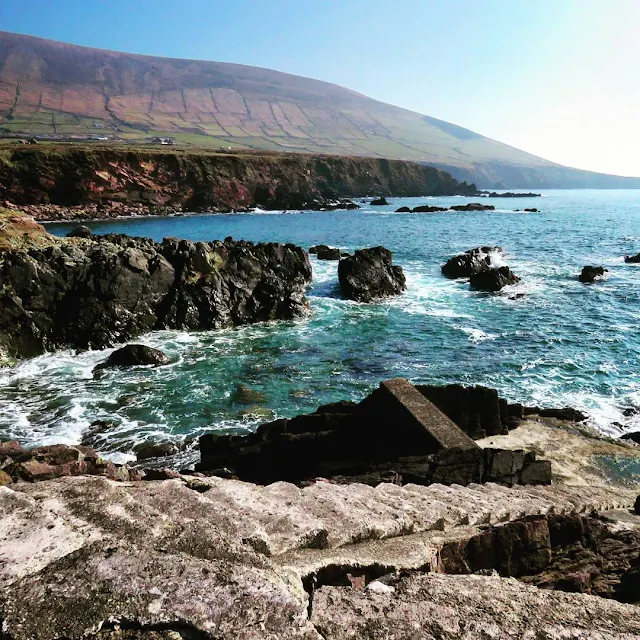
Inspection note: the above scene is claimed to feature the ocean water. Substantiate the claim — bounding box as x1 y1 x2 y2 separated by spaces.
2 190 640 464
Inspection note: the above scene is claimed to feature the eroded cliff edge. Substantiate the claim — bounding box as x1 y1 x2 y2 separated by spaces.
0 145 477 220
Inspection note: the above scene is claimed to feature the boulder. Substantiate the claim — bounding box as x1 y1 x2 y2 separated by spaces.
538 407 588 422
135 442 180 461
395 206 411 212
450 203 495 211
441 246 502 279
316 246 342 260
338 246 406 302
370 197 390 206
624 253 640 263
579 265 607 283
470 266 521 291
66 225 93 238
621 431 640 445
635 495 640 515
94 344 170 370
309 244 328 254
142 467 182 480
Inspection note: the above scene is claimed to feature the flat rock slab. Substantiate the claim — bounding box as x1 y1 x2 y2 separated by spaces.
377 379 480 451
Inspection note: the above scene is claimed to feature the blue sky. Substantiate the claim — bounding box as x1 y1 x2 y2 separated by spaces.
2 0 639 175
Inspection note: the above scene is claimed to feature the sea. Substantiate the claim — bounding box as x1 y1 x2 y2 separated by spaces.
2 189 640 466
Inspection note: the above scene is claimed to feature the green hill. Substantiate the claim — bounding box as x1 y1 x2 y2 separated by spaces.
1 30 638 188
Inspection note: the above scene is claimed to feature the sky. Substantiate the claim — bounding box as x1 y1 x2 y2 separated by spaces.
1 0 640 176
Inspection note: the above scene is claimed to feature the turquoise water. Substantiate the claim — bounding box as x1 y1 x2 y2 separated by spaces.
3 190 640 464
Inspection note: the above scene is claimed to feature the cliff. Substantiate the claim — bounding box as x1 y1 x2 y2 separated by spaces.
2 30 640 189
0 145 477 219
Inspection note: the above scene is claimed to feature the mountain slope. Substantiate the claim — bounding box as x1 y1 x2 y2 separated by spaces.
0 31 638 188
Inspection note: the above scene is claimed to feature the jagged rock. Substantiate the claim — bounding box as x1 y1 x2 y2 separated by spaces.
470 266 521 291
441 246 502 279
80 420 118 447
66 225 93 238
624 252 640 263
0 469 12 486
142 467 182 481
309 244 328 254
338 246 406 302
0 231 312 361
395 206 411 212
450 203 495 211
621 431 640 444
635 495 640 514
0 440 25 459
316 246 341 260
537 407 588 422
135 442 180 461
579 265 607 283
370 197 389 206
94 344 170 371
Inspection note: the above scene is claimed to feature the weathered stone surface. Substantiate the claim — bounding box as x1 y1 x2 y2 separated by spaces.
316 246 341 260
0 229 312 362
470 265 521 291
135 442 180 461
338 247 406 302
579 265 608 283
94 344 171 371
310 571 640 639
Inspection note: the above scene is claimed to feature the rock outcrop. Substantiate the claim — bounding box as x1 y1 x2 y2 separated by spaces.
338 247 406 302
470 266 521 291
624 252 640 263
316 246 341 260
369 197 390 206
441 246 502 279
579 265 608 283
450 202 495 211
0 216 312 363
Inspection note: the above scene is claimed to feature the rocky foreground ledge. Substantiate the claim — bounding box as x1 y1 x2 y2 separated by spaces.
1 414 639 639
0 210 312 365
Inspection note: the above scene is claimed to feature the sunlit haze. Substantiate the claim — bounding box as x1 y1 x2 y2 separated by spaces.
2 0 639 175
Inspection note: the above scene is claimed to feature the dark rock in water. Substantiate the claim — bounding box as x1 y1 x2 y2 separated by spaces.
395 206 411 212
450 203 495 212
509 293 526 300
622 407 639 417
80 419 118 447
579 265 607 283
621 432 640 445
231 383 267 405
94 344 170 371
441 246 502 279
412 205 447 213
624 252 640 263
338 246 406 302
67 225 93 238
524 208 538 212
470 266 521 291
316 246 341 260
480 191 541 198
135 442 180 460
0 234 312 361
309 245 327 254
370 197 389 206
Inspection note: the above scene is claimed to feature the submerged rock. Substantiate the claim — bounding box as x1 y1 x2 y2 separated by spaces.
579 265 608 283
338 246 406 302
470 266 521 291
94 344 170 371
624 252 640 263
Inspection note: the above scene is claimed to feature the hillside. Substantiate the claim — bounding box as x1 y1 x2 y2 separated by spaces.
1 31 639 188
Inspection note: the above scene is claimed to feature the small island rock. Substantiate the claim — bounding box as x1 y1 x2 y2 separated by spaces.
94 344 171 371
338 246 406 302
578 266 607 283
470 266 521 292
370 197 390 206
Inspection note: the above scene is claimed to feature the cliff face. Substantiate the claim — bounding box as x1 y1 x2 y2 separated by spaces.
0 146 477 218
